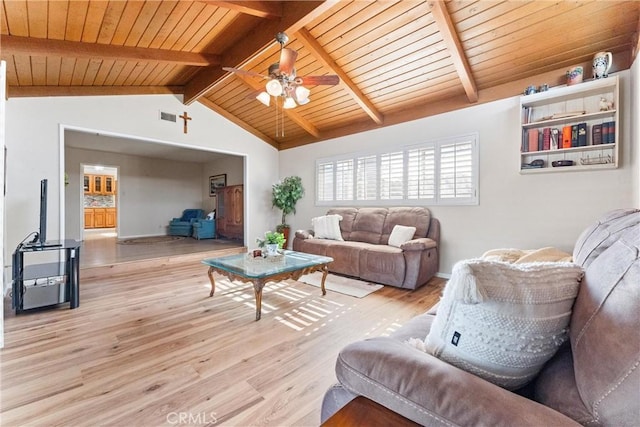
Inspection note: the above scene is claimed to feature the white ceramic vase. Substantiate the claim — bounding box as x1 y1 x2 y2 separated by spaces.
266 244 279 256
592 52 612 79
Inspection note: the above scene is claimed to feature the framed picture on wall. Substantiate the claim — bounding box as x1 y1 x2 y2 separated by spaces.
209 174 227 196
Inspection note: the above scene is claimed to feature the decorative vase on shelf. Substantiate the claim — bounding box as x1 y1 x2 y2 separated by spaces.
266 244 279 256
592 51 612 79
566 66 583 86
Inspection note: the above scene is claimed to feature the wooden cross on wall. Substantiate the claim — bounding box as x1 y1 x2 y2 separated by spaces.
179 111 192 134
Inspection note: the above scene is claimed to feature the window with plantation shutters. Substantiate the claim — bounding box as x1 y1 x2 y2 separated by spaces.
316 133 478 206
356 155 377 201
335 159 354 201
439 139 475 201
316 161 334 202
380 151 404 200
407 146 435 200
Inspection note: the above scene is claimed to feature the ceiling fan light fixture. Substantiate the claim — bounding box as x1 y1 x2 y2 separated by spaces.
295 86 310 101
283 97 297 109
256 91 271 106
266 79 283 96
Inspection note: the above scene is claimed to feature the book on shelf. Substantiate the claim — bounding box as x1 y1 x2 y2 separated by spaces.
550 128 559 150
605 121 616 144
542 127 551 150
577 123 587 146
571 125 578 147
562 126 572 149
538 131 544 151
592 124 602 145
528 128 539 152
522 106 533 124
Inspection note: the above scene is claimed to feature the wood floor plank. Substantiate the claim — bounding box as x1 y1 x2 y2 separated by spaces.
2 256 444 426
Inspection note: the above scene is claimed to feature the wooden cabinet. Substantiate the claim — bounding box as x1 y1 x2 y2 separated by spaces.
216 185 243 240
94 208 106 228
520 76 619 174
84 207 116 229
84 208 94 228
104 176 116 194
84 174 117 195
105 208 116 228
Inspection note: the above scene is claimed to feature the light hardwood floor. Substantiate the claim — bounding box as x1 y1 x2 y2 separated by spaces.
2 240 444 426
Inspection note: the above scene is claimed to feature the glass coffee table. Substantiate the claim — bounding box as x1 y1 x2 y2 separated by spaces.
201 250 333 320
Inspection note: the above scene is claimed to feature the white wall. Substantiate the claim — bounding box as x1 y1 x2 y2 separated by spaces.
66 143 205 239
1 61 6 348
202 156 245 214
4 94 280 283
279 70 636 275
632 56 640 207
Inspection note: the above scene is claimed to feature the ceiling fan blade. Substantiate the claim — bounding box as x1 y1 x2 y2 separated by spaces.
222 66 268 80
278 48 298 75
295 75 340 86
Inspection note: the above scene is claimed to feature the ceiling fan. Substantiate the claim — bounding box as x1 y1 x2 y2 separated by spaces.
223 32 339 109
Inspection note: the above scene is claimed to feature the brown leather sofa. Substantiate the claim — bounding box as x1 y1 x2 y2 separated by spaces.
292 207 440 290
321 208 640 426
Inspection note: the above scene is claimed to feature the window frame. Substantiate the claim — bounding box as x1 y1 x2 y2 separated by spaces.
315 133 479 207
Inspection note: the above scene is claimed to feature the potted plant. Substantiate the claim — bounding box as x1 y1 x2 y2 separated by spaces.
256 230 285 256
271 176 305 247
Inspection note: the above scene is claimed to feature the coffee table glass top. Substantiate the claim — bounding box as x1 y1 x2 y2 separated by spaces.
201 250 333 279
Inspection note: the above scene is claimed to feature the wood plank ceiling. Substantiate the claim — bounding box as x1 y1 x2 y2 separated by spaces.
1 1 639 150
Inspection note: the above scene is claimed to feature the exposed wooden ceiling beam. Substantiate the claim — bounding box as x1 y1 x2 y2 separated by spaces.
7 85 183 98
198 97 279 148
235 74 320 138
295 28 384 125
183 0 339 105
200 1 282 20
0 35 220 66
428 1 478 103
633 14 640 61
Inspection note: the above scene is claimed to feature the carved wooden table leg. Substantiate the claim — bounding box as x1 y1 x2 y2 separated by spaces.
320 264 329 296
253 280 266 321
207 267 216 297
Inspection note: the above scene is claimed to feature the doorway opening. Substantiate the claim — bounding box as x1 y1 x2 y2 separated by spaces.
81 164 119 243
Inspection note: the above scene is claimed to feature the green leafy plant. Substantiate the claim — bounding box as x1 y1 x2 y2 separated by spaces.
256 231 285 249
272 176 305 228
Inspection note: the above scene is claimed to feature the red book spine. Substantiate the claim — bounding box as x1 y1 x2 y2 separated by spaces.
543 128 551 150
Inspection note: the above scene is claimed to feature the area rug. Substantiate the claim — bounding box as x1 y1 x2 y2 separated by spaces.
298 272 383 298
117 236 186 245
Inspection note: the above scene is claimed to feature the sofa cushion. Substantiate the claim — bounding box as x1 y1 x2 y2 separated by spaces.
349 207 388 244
534 344 595 425
381 207 431 244
566 209 640 426
325 241 371 277
335 337 581 426
424 259 583 390
359 245 406 286
388 225 416 248
327 208 358 240
312 214 344 240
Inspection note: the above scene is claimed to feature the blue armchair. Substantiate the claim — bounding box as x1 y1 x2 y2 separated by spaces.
168 209 205 236
192 218 216 240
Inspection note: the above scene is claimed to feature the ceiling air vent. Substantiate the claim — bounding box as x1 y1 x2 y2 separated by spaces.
159 111 177 122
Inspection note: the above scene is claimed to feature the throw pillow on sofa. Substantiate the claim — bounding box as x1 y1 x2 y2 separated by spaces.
388 225 416 247
423 259 583 390
312 214 344 240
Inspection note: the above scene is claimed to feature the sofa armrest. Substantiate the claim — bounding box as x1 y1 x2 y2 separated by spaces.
336 337 580 427
295 229 315 239
400 237 437 251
